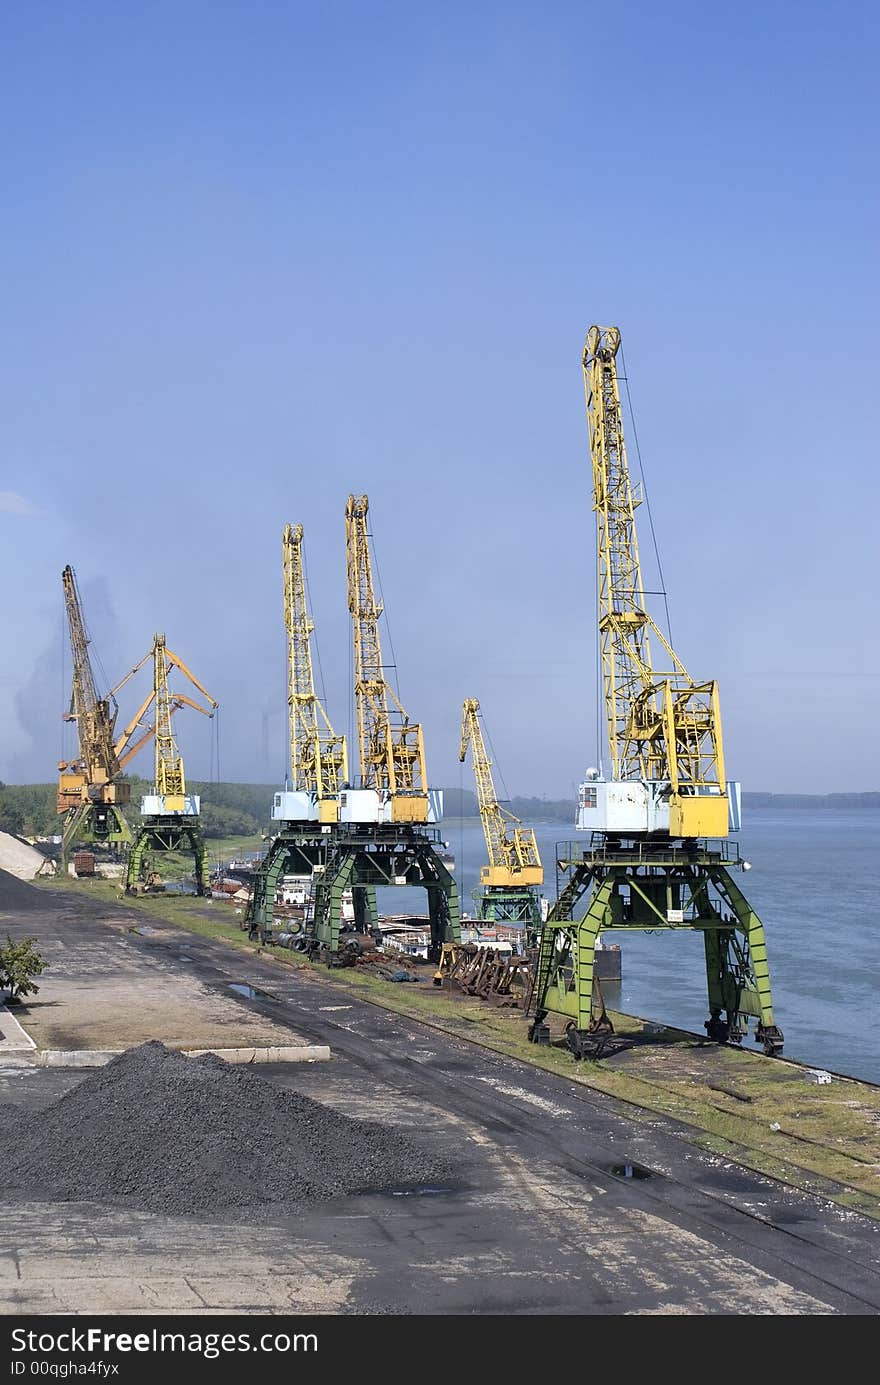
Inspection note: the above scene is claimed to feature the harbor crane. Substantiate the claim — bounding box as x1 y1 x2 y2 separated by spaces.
249 500 460 961
56 565 164 874
345 494 428 824
248 523 350 930
528 326 784 1058
459 698 543 925
283 522 348 815
124 634 218 896
272 522 348 825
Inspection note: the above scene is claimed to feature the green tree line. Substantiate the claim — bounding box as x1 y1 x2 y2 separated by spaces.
2 781 878 842
0 779 276 840
0 780 574 834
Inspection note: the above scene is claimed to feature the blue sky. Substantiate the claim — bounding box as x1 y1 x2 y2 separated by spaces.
1 1 877 795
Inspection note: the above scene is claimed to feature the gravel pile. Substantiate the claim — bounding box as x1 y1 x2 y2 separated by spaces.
0 1041 451 1215
0 835 48 883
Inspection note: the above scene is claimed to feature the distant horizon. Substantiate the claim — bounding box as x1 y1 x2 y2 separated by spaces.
2 777 877 801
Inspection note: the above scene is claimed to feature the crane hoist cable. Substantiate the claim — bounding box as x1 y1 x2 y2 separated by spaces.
618 342 673 646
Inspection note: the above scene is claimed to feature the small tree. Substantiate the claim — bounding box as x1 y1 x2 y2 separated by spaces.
0 935 46 1003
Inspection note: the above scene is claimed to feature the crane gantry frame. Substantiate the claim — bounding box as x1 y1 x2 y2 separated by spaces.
459 698 542 924
528 326 784 1058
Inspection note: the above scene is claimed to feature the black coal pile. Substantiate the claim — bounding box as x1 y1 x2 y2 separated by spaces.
0 1041 452 1215
0 868 46 913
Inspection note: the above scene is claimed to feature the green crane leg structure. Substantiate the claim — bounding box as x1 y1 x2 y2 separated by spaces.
528 878 616 1057
247 825 460 963
124 818 208 896
312 849 356 957
528 839 783 1058
312 830 460 963
702 866 781 1051
353 886 378 932
58 803 132 876
247 828 325 940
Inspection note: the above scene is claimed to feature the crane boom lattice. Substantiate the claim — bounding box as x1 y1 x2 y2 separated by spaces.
147 635 217 810
283 523 348 798
59 565 123 799
345 494 427 821
459 699 542 888
153 636 185 801
584 325 727 838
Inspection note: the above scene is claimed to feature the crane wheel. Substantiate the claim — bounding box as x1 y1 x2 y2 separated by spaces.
704 1014 729 1043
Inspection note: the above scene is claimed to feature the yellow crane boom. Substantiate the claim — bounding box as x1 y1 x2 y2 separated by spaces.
345 494 428 823
150 635 217 811
282 523 348 798
58 564 125 808
116 698 185 772
584 325 727 837
459 699 542 887
58 566 157 810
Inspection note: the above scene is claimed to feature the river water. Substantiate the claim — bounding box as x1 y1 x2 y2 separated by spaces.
385 808 880 1083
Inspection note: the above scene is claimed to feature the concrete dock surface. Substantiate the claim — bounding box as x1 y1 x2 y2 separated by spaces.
1 875 878 1316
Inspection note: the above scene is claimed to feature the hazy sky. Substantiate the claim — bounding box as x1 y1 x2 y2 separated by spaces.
1 2 878 797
